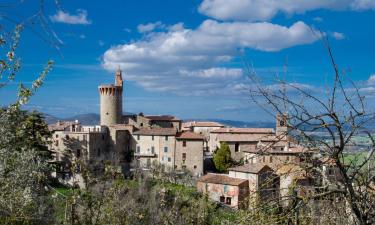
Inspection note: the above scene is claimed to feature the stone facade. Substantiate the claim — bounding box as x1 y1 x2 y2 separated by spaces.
99 69 123 126
175 132 205 176
197 173 249 209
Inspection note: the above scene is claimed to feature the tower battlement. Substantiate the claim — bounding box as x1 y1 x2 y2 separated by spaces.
98 85 123 96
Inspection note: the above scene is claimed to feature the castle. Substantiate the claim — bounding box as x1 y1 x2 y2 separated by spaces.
48 69 335 209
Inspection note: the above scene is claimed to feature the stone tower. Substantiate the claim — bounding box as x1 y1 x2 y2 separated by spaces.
276 113 289 139
98 68 123 126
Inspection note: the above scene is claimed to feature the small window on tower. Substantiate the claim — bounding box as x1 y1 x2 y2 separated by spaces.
183 141 186 147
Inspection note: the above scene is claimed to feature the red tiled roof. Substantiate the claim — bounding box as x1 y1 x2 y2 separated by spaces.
211 128 274 134
198 173 248 186
176 132 205 140
48 121 79 132
133 128 177 136
228 163 272 174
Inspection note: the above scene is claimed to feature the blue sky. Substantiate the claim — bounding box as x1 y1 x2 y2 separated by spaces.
1 0 375 122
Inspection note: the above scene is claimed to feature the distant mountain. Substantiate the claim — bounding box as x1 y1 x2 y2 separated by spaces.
43 113 100 125
184 118 275 128
43 113 275 128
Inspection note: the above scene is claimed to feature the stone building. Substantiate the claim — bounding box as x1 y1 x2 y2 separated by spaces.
182 121 224 152
132 128 205 176
208 127 275 161
175 132 205 176
228 163 279 202
132 128 178 169
197 173 249 209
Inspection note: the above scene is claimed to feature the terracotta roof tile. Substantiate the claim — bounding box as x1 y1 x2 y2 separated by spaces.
198 173 248 186
228 163 272 174
48 121 79 132
176 131 205 140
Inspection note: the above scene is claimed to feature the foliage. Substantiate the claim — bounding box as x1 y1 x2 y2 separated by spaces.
213 142 233 172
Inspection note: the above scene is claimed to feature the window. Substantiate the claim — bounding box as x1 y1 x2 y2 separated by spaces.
182 165 187 169
168 157 171 162
76 149 81 158
270 156 273 163
194 165 197 169
165 136 168 141
140 123 144 127
137 135 140 140
137 146 140 153
182 153 186 160
263 156 266 163
147 158 151 166
102 134 105 140
220 196 225 203
55 140 59 146
97 148 101 157
152 135 154 141
183 140 186 147
226 197 232 205
55 134 59 138
235 143 239 152
83 135 87 141
65 135 70 140
328 168 333 175
151 146 155 154
281 147 284 151
164 147 168 153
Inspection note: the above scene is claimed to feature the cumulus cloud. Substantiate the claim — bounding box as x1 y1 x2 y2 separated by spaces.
180 68 242 78
50 9 91 25
331 32 345 40
198 0 375 21
102 20 318 95
137 21 165 33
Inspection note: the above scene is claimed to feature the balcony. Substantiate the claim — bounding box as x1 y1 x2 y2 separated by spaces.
134 152 157 157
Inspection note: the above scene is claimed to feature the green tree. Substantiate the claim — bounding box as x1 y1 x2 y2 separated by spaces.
213 142 232 173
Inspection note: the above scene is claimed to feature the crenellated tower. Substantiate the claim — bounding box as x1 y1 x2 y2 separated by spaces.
98 68 123 126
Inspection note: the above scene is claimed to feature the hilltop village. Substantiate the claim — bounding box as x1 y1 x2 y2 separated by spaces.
48 69 340 209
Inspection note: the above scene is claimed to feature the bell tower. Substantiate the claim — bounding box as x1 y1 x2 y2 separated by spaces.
98 68 123 126
276 113 289 139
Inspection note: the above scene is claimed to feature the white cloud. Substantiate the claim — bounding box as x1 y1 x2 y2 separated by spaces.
50 9 91 25
367 74 375 84
331 32 345 40
351 0 375 10
180 68 242 78
102 20 318 96
198 0 375 21
137 21 165 33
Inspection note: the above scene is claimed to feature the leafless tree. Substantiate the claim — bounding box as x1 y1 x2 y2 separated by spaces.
245 36 375 225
